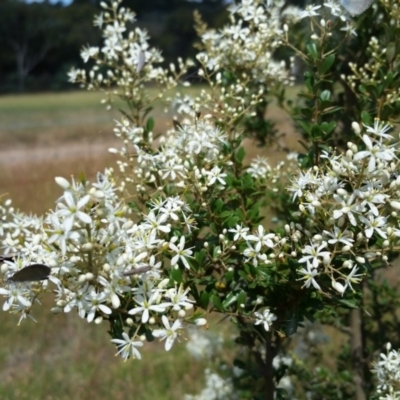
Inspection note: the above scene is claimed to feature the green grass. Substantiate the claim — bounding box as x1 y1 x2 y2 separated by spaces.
0 301 212 400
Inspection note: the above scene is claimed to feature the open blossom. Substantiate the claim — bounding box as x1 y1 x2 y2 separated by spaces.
344 265 364 292
323 226 354 247
299 242 330 269
203 166 227 186
364 119 393 140
246 225 276 249
128 291 167 323
254 309 277 332
229 224 250 241
333 193 362 226
297 262 321 290
288 170 314 200
299 4 321 19
353 134 396 173
152 315 183 351
111 332 143 361
56 191 92 232
371 343 400 396
359 214 387 239
169 236 193 269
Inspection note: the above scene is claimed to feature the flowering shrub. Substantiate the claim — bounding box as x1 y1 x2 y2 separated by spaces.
2 0 400 398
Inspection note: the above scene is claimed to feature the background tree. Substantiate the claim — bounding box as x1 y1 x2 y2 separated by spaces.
0 0 65 92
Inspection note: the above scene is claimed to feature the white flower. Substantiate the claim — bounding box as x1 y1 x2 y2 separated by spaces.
359 214 387 239
288 170 313 200
344 265 364 292
57 192 92 232
111 332 143 361
228 224 250 241
297 262 321 290
323 226 354 247
169 236 193 269
299 4 321 19
142 211 171 234
246 225 276 249
152 315 183 351
299 242 330 269
254 309 277 332
353 134 396 173
203 166 227 186
80 46 99 63
333 193 362 226
364 119 393 140
128 291 166 323
85 290 112 323
243 242 267 267
163 285 194 311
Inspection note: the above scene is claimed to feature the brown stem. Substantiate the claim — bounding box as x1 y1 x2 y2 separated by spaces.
350 307 366 400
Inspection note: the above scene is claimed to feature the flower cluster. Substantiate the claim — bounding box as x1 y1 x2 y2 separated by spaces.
196 0 298 85
284 120 400 294
68 0 193 110
110 115 229 197
371 343 400 399
0 170 207 358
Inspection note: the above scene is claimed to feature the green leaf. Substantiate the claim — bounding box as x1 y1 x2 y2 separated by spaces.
320 106 342 115
298 120 312 135
319 90 331 101
211 294 224 312
320 121 336 134
338 299 358 309
195 249 206 266
285 315 299 336
311 124 323 140
236 147 246 163
212 246 221 258
225 270 234 283
236 290 246 309
222 292 238 308
361 111 372 126
386 42 396 63
306 42 318 61
146 117 155 132
321 53 335 75
170 267 183 283
199 291 210 309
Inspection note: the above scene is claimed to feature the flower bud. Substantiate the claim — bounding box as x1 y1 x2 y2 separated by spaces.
390 201 400 210
351 122 361 134
332 280 345 294
195 318 207 326
178 310 186 318
55 176 70 189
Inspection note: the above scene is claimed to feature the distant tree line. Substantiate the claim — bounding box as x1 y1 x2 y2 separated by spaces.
0 0 229 93
0 0 306 93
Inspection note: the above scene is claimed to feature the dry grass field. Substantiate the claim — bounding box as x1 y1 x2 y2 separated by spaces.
0 89 302 399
